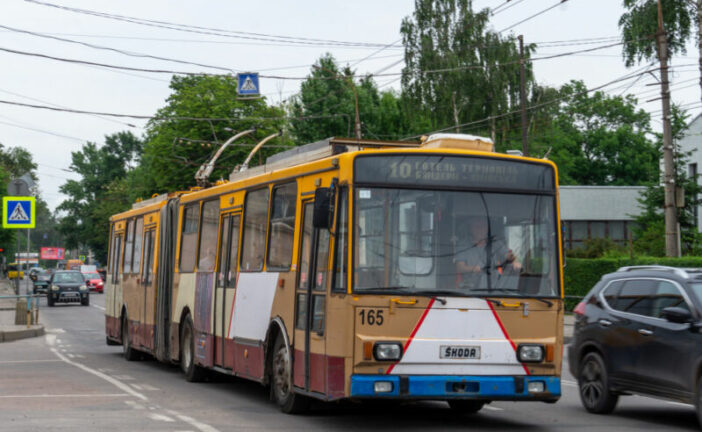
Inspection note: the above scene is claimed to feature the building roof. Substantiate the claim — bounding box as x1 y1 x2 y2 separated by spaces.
559 186 645 221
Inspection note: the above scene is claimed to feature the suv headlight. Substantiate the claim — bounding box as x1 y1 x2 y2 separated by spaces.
79 285 88 291
50 285 59 291
517 344 544 363
373 342 403 361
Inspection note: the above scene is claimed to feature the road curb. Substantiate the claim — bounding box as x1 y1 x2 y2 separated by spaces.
0 324 45 343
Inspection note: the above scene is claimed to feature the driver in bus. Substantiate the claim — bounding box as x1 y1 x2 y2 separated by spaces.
455 217 521 288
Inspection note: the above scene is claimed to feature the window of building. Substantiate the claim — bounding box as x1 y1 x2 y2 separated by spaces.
241 188 269 272
197 200 220 272
179 205 200 273
132 217 144 274
267 183 297 270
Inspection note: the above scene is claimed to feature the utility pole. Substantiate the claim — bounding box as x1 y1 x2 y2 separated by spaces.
452 91 460 133
518 35 528 156
352 83 362 140
657 0 680 257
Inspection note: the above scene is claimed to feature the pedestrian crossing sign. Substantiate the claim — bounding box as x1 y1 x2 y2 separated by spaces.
2 196 35 229
237 72 260 96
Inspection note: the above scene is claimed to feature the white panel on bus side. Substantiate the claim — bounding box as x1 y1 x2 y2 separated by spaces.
229 272 279 341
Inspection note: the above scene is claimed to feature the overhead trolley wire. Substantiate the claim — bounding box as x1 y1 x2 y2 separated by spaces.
25 0 397 49
499 0 570 33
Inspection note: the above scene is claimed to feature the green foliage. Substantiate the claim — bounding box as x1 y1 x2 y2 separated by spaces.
530 80 658 185
567 238 627 259
400 0 534 146
138 75 290 196
632 106 702 256
290 54 418 142
58 132 143 264
619 0 693 66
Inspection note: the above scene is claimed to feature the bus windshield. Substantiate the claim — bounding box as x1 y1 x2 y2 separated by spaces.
353 187 559 298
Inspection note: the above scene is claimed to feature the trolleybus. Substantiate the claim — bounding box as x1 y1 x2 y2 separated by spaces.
105 133 564 413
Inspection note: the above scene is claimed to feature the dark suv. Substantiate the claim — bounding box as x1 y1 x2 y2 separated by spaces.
568 266 702 425
47 270 90 307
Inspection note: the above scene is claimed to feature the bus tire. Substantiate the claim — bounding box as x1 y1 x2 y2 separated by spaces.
180 315 205 382
447 400 485 413
578 352 618 414
271 334 309 414
122 315 140 361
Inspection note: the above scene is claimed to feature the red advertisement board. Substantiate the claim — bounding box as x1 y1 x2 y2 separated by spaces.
40 247 65 260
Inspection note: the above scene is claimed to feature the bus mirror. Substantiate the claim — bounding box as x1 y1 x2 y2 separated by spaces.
313 188 334 229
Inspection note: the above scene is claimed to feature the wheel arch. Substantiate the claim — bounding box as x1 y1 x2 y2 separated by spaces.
177 306 192 361
120 305 129 342
576 341 606 376
264 317 291 386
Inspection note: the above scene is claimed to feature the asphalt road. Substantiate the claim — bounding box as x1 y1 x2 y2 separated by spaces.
0 281 699 431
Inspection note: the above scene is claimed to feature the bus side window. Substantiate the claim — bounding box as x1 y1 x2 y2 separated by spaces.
197 200 220 272
110 232 122 284
332 188 348 293
267 182 297 271
141 230 155 285
132 217 144 275
241 188 269 272
179 204 200 273
123 219 134 274
217 215 231 287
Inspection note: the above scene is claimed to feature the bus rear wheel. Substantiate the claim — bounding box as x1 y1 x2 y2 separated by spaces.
180 315 205 382
447 400 485 413
271 334 308 414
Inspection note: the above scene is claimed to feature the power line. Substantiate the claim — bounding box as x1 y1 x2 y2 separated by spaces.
0 24 237 73
499 0 570 33
491 0 528 16
25 0 396 49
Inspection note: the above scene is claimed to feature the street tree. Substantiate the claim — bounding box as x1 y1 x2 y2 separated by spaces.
138 75 290 197
400 0 534 145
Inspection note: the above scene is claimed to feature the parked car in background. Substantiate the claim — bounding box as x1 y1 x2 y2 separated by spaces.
28 267 45 282
7 263 24 280
32 270 51 294
47 270 89 306
568 266 702 426
81 271 104 293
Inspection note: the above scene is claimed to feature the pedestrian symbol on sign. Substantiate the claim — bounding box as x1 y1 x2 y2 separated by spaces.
240 77 257 92
237 73 260 96
9 203 29 221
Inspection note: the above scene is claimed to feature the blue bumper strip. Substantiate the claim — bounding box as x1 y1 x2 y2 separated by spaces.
350 375 561 399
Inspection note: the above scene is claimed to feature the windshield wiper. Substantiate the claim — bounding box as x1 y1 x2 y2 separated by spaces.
469 288 554 307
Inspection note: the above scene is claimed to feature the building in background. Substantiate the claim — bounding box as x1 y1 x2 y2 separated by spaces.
678 113 702 231
559 186 645 250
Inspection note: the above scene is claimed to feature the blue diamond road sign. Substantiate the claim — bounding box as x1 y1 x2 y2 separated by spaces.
2 196 35 229
237 73 260 96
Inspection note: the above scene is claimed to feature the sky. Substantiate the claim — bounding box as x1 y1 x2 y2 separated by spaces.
0 0 700 212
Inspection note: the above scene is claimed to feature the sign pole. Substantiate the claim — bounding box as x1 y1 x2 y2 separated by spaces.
14 236 19 295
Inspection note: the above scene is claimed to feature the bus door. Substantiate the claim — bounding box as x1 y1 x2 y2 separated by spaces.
293 201 331 394
140 229 156 350
213 212 241 369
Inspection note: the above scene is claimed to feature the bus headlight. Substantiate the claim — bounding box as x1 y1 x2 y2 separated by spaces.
517 344 544 362
374 343 402 361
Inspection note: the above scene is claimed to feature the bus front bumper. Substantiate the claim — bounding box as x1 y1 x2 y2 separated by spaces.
350 375 560 401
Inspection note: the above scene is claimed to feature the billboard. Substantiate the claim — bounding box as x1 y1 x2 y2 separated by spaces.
40 247 65 260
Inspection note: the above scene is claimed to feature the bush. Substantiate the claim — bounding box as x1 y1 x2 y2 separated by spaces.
566 238 627 259
562 256 702 310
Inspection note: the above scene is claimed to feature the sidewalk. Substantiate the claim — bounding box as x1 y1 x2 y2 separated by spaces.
0 278 44 342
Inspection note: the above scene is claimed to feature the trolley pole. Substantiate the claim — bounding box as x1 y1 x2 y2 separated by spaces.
518 35 528 156
656 0 680 257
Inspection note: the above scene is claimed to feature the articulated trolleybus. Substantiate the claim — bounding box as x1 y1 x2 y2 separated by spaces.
105 133 564 413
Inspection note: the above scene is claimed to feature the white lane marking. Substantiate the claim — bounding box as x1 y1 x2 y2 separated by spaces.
92 304 105 311
46 328 65 334
0 393 128 399
166 410 220 432
562 380 578 387
44 334 56 346
125 400 145 410
0 359 62 364
484 405 504 411
50 348 148 401
75 354 85 359
141 384 160 391
113 375 135 381
148 413 175 422
131 384 143 390
67 354 75 358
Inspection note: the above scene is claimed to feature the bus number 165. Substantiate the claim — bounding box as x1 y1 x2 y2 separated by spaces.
359 309 384 326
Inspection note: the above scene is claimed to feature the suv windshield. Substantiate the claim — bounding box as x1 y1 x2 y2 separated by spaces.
353 188 559 298
53 272 84 284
